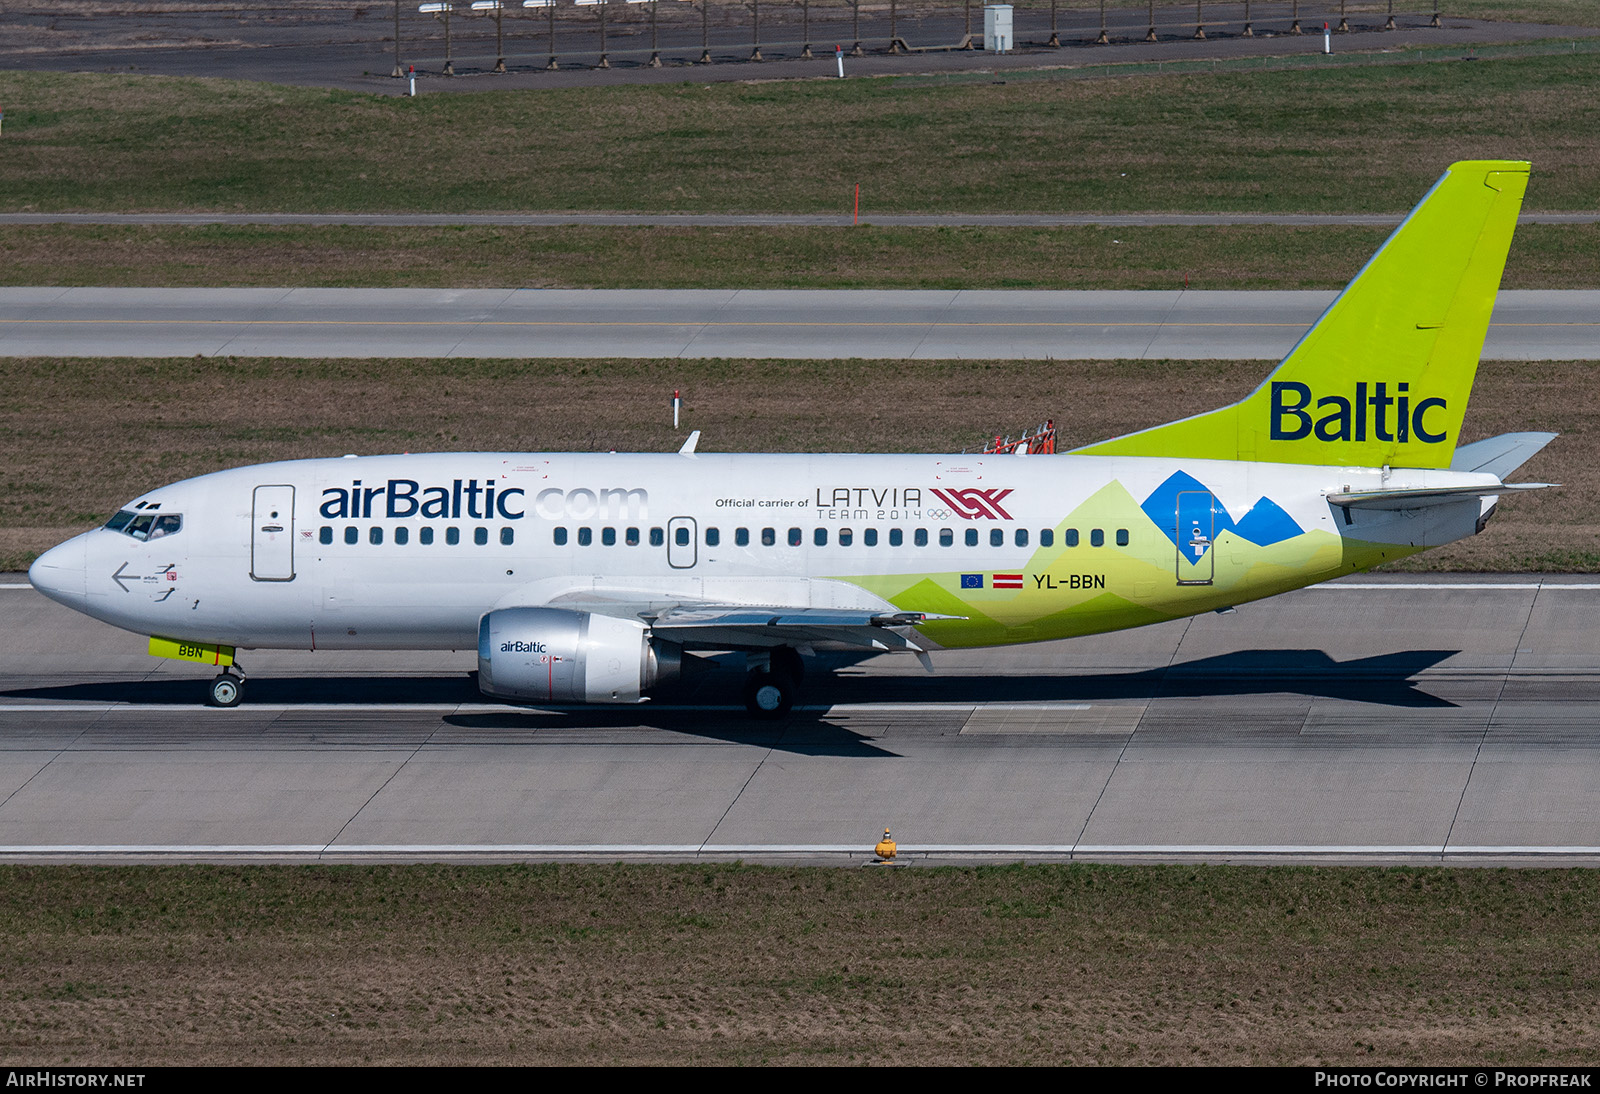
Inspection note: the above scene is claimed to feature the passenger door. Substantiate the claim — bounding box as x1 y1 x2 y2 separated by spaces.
251 485 296 581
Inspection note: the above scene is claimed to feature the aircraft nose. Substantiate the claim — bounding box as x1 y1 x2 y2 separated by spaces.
28 535 88 608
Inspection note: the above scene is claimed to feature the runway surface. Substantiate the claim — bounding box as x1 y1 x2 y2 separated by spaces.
4 288 1597 360
4 576 1600 865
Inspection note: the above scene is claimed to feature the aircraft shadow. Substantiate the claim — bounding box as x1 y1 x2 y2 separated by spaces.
1 649 1459 757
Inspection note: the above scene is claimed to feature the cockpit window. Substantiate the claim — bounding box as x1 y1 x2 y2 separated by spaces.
105 510 181 541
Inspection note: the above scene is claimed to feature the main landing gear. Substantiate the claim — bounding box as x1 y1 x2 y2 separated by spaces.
743 647 804 719
208 667 244 708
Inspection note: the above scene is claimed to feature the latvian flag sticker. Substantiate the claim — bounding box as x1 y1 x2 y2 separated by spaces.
992 573 1024 589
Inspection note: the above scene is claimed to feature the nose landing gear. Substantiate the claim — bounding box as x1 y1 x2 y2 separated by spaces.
208 668 244 708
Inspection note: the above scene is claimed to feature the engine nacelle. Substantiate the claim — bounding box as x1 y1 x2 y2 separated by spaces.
477 607 679 704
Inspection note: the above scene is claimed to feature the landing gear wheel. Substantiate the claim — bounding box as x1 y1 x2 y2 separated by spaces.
208 673 243 708
743 670 794 719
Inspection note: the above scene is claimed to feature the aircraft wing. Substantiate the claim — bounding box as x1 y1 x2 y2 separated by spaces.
646 606 961 652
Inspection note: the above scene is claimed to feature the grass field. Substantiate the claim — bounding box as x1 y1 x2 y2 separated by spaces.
2 356 1591 573
3 862 1599 1065
4 222 1597 290
1 49 1597 215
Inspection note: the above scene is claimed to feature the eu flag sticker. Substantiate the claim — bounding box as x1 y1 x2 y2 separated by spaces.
960 573 984 590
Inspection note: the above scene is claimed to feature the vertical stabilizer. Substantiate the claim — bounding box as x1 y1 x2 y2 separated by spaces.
1074 160 1529 468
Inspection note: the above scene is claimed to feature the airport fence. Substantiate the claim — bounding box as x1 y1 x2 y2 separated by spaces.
386 1 1450 75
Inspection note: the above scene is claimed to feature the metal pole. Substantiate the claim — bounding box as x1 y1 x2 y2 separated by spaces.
443 6 453 74
1193 0 1204 39
1338 0 1348 31
802 0 812 57
1291 0 1302 34
494 2 505 71
393 0 402 76
1241 0 1251 37
1094 0 1107 45
850 0 861 55
1146 0 1156 42
750 0 761 59
547 0 558 69
889 0 898 52
1386 0 1395 30
597 0 608 68
649 0 661 65
1431 0 1440 28
700 0 711 62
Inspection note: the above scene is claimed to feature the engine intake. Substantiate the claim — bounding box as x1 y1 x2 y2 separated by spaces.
478 606 679 704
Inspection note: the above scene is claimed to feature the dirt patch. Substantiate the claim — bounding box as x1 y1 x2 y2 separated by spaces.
3 863 1600 1065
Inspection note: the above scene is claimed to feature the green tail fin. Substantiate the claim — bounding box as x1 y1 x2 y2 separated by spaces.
1074 160 1529 469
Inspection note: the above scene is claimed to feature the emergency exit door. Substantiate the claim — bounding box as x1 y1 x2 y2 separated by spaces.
1175 490 1216 586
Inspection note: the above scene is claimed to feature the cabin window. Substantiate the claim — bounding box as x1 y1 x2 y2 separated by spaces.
626 527 640 546
1090 529 1105 547
863 528 878 547
1064 529 1079 548
735 528 750 547
601 527 616 546
990 529 1004 548
914 529 928 547
762 527 776 547
650 527 664 547
319 527 333 545
1040 529 1054 548
839 528 854 547
446 527 460 546
889 528 903 547
344 526 358 545
1116 529 1129 547
675 526 691 547
370 527 384 545
553 527 568 546
814 528 828 547
705 527 720 547
788 527 802 547
1015 529 1029 548
939 529 954 548
395 526 409 546
500 528 515 546
420 527 435 545
474 527 488 546
577 527 592 546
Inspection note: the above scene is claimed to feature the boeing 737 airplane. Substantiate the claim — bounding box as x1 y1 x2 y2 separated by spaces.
29 160 1554 716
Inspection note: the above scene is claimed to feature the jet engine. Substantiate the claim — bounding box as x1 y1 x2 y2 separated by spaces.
477 606 681 704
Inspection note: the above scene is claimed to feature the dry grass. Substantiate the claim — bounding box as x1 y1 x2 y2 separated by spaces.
2 863 1599 1066
2 48 1598 215
2 222 1596 289
2 356 1590 572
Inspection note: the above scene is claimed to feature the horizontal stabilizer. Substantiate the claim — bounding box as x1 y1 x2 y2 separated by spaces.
1327 481 1553 511
1450 431 1557 478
